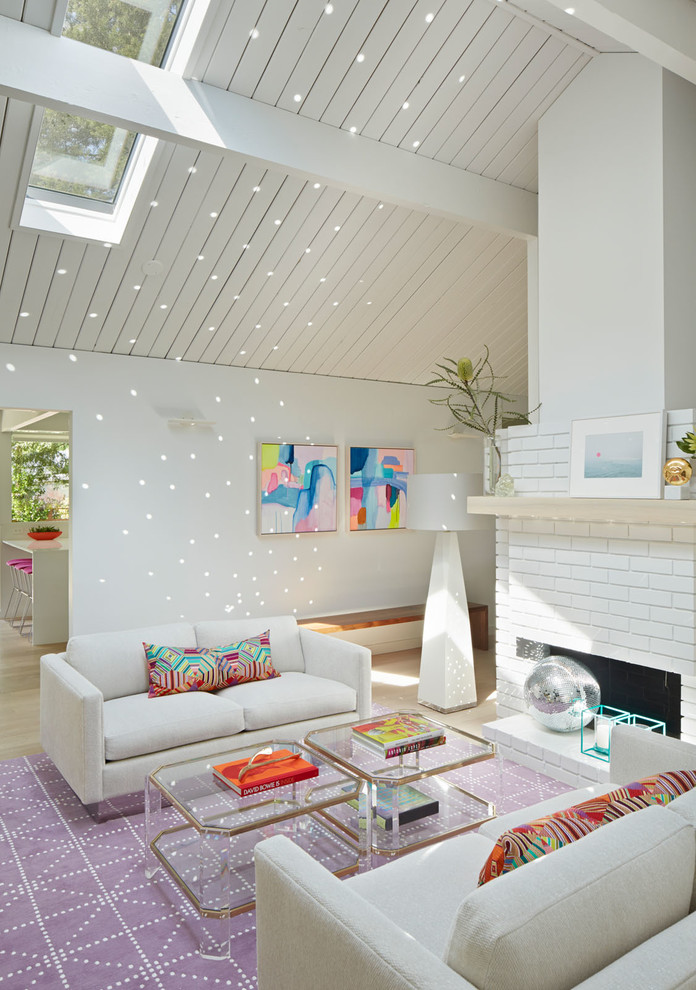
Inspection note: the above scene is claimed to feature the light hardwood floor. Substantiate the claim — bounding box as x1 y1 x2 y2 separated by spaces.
0 621 497 761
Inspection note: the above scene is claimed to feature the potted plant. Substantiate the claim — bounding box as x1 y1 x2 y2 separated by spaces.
428 346 540 493
28 525 63 541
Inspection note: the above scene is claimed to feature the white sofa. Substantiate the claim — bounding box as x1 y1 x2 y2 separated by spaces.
254 725 696 990
40 615 371 806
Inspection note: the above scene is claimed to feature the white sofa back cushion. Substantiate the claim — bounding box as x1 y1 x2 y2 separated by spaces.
446 806 696 990
194 616 305 673
66 622 196 701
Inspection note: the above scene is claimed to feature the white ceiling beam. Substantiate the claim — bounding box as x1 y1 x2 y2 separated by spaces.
0 16 537 238
543 0 696 85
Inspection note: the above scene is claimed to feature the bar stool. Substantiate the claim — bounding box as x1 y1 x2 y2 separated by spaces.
3 558 33 634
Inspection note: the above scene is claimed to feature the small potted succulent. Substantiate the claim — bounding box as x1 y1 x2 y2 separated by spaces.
28 525 63 541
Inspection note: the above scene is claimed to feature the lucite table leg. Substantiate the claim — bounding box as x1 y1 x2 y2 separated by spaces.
357 780 373 871
144 776 162 880
198 828 231 960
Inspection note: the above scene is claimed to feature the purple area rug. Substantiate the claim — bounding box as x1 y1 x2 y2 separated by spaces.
0 748 570 989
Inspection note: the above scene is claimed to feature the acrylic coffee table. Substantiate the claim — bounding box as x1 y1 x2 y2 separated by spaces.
304 711 497 860
145 739 363 959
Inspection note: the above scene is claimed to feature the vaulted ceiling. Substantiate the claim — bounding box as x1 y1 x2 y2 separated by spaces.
0 0 643 394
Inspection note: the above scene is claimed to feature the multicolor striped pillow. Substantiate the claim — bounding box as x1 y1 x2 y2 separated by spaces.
478 769 696 886
144 643 222 698
216 630 280 688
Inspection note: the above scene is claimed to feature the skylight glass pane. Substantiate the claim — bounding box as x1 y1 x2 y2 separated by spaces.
26 1 186 206
29 112 138 204
62 0 185 67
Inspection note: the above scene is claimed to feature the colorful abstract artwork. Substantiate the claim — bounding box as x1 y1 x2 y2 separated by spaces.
349 447 414 531
260 443 338 534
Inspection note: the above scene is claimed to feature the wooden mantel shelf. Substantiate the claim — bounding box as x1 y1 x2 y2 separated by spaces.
467 496 696 526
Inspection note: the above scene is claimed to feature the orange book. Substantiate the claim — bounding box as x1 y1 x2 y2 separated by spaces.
213 748 318 795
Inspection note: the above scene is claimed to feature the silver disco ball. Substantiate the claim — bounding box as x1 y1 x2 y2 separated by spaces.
524 655 600 732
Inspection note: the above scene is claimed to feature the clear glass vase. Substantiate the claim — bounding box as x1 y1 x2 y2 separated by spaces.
484 436 501 495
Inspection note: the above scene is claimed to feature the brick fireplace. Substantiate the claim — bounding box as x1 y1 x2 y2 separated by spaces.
468 410 696 782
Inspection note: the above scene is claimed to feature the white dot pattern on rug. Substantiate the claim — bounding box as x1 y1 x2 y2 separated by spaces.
0 729 572 988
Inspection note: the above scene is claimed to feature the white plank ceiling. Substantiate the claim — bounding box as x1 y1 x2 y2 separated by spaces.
0 0 628 394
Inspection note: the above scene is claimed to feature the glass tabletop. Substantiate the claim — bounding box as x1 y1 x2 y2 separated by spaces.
148 738 361 833
304 711 495 784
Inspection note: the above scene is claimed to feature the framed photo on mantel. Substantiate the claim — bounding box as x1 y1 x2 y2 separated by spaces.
569 412 665 498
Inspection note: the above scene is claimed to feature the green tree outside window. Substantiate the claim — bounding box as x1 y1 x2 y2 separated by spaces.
11 441 70 522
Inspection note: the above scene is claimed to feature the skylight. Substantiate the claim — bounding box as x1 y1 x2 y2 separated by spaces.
27 1 186 208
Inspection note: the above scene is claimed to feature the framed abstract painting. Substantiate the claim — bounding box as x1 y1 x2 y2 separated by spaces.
259 443 338 534
569 412 665 498
349 446 414 531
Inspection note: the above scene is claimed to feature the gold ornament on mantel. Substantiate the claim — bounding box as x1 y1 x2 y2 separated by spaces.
663 457 693 486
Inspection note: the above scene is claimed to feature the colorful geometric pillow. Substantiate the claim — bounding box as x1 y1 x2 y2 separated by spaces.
216 630 281 687
478 769 696 886
144 643 222 698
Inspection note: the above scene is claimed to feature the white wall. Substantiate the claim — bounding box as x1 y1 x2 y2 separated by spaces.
538 54 665 421
663 69 696 410
0 343 494 635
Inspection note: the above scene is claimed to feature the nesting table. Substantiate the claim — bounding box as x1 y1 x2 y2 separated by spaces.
145 713 497 958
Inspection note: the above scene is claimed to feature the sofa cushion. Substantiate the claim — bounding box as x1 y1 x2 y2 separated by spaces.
478 770 696 885
346 832 495 958
144 643 222 697
215 671 355 731
103 691 244 760
573 911 696 990
446 806 696 990
217 630 281 687
665 787 696 910
195 616 304 673
67 622 196 701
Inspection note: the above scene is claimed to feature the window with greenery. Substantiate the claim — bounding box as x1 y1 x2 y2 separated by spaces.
28 1 185 205
11 441 70 522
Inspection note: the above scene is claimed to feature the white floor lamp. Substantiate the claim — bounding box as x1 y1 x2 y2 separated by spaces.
408 473 483 713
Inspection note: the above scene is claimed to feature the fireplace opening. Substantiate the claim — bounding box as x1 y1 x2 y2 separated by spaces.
549 646 681 738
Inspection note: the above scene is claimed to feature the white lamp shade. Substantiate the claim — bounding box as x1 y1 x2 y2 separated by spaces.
407 473 483 532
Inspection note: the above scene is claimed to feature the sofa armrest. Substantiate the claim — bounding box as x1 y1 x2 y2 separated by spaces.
610 724 696 783
255 835 473 990
299 627 372 719
40 653 104 806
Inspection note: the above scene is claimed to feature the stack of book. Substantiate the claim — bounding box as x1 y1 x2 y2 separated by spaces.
352 713 445 758
213 748 318 795
345 782 439 831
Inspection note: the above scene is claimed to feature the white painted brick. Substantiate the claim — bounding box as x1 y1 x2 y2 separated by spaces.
507 450 540 466
545 478 570 491
506 424 539 438
514 478 541 493
672 625 696 645
610 601 649 620
608 631 654 652
628 524 673 542
539 448 566 464
574 566 608 583
527 435 557 450
557 578 590 595
571 538 608 554
590 522 630 539
672 527 696 543
537 535 572 550
649 638 691 660
556 549 592 566
554 434 569 447
632 618 672 637
524 464 556 478
633 557 673 575
673 560 696 577
608 539 650 556
629 587 671 607
554 521 590 537
599 612 630 632
511 559 541 575
609 569 649 588
538 563 573 580
520 519 555 535
523 547 557 562
650 574 692 593
650 541 695 560
538 419 570 436
651 606 693 627
593 552 629 570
